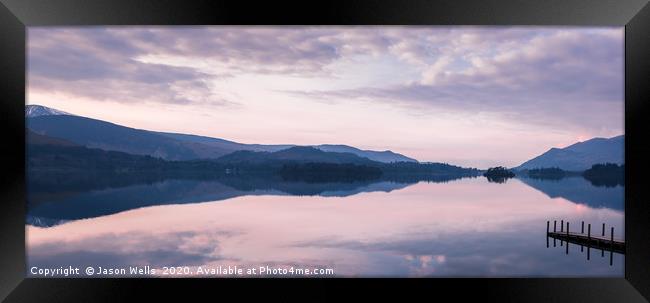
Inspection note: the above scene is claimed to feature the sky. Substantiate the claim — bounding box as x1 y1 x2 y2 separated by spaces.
27 26 624 168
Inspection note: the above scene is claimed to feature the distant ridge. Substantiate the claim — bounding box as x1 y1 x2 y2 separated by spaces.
155 133 417 163
314 144 417 163
515 135 624 171
215 146 378 165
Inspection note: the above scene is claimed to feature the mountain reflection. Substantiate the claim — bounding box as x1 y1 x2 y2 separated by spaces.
27 172 623 228
27 172 472 227
517 176 623 210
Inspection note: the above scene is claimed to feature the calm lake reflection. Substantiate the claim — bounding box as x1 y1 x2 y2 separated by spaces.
27 175 624 277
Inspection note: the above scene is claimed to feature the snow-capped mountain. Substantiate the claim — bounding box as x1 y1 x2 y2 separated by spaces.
25 105 71 118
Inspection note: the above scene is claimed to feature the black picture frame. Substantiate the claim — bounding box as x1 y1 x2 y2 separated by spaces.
1 0 649 302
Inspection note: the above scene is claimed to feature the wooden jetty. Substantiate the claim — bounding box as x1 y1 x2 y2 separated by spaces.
547 231 625 254
546 220 625 255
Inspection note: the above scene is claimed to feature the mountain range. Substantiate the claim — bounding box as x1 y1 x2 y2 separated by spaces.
26 105 624 171
515 135 624 171
26 105 417 163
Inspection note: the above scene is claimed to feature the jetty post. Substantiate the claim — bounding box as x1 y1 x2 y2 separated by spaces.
554 220 557 232
587 223 591 260
608 227 614 266
560 220 564 246
565 222 569 254
601 224 605 257
580 221 584 251
546 221 550 248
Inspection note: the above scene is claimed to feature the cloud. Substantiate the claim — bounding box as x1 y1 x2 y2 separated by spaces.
29 28 232 106
283 28 624 132
28 26 623 135
27 27 394 106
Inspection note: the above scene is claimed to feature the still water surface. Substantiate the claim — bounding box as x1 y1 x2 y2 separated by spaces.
27 176 624 277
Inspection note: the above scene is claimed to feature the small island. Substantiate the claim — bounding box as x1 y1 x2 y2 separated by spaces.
483 166 515 183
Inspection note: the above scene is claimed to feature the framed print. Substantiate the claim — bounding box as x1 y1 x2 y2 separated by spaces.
1 0 649 302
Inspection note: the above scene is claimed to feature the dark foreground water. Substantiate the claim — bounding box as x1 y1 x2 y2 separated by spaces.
26 175 624 277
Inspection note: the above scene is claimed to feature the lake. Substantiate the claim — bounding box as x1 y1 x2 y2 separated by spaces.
26 175 624 277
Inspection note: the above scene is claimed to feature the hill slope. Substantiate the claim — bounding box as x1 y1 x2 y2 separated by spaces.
27 115 234 160
516 135 624 171
27 129 77 146
155 131 293 152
